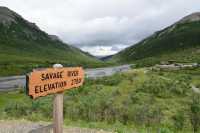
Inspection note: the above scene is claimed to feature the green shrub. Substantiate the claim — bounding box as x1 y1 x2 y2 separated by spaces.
139 75 191 97
139 76 171 97
159 127 174 133
134 104 163 127
4 102 30 117
190 94 200 132
172 111 185 130
92 74 124 86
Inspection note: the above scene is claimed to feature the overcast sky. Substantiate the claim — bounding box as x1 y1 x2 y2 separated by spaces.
1 0 200 56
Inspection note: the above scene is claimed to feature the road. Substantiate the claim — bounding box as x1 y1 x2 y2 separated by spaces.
0 65 132 91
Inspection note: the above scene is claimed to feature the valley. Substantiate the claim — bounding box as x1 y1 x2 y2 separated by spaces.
0 5 200 133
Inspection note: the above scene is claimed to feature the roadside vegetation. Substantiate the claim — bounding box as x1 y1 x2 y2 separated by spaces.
0 67 200 133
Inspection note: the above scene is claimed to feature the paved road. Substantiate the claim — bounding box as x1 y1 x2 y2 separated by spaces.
0 65 132 91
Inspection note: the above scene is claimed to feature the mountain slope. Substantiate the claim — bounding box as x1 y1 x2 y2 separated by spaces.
111 12 200 66
0 7 103 76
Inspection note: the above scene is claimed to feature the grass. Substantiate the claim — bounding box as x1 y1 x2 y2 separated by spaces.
0 68 200 132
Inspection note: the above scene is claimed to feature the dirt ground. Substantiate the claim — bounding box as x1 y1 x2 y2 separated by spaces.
0 120 113 133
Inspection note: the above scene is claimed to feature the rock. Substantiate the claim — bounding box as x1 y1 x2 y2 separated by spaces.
0 6 18 25
178 12 200 23
49 35 62 42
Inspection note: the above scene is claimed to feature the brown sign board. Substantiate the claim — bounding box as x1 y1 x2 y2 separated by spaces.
26 67 84 99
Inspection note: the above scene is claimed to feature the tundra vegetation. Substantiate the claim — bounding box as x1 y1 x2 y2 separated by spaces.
0 67 200 133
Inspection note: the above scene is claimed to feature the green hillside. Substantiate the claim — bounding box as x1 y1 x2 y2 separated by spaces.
0 7 103 76
111 13 200 67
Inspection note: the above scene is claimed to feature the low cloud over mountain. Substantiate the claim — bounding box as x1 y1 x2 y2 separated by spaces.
1 0 200 56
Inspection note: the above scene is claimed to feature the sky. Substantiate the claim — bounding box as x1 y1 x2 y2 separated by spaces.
0 0 200 56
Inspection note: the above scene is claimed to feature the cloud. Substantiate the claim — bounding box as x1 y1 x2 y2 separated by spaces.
0 0 200 56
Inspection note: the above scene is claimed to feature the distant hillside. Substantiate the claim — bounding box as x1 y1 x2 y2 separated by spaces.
0 7 103 76
100 55 113 61
111 12 200 67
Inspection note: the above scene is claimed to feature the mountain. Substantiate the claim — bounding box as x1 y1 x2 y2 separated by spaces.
99 55 113 61
111 12 200 66
0 7 103 76
179 12 200 23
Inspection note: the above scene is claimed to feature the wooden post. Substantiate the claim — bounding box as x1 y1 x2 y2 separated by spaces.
27 64 84 132
53 64 64 133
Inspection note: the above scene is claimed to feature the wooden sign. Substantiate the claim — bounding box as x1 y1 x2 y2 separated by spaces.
26 67 84 99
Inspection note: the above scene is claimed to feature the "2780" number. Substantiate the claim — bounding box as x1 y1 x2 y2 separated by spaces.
71 78 82 85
